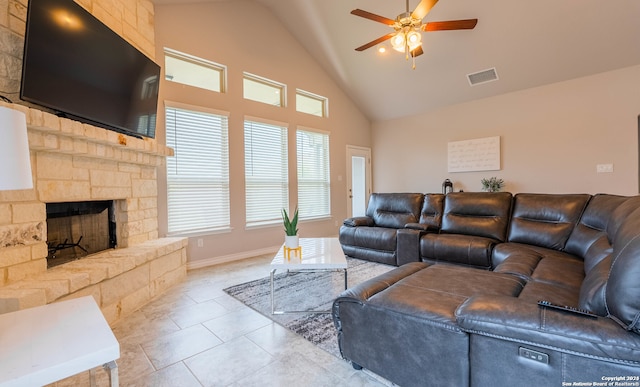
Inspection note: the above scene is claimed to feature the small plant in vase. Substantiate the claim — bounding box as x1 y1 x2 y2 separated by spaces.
282 207 299 248
481 177 504 192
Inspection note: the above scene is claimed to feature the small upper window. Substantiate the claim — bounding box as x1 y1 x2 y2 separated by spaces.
296 89 328 117
164 48 226 93
243 73 285 107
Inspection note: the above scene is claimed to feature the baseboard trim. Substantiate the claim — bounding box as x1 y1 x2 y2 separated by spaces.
187 245 281 270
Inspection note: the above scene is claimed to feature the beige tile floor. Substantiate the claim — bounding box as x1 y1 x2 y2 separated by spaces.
50 254 390 387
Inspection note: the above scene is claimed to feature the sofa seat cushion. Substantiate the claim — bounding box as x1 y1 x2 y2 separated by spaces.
530 256 584 289
420 234 498 268
368 264 525 326
516 281 580 306
492 243 541 278
492 242 581 282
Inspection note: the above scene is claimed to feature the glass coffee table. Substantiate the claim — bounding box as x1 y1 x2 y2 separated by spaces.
270 237 347 315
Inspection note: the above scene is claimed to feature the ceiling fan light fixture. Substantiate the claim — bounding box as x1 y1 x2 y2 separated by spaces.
390 32 406 52
351 1 478 70
406 29 422 50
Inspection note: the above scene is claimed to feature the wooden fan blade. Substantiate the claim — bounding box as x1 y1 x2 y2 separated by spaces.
410 46 424 57
355 32 395 51
422 19 478 31
412 0 439 21
351 9 395 26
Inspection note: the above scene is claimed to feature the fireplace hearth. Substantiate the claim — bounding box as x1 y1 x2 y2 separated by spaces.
46 201 117 268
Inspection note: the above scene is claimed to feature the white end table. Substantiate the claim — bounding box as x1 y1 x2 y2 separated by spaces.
0 296 120 387
270 237 347 315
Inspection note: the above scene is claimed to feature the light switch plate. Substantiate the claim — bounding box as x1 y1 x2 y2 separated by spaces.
596 164 614 173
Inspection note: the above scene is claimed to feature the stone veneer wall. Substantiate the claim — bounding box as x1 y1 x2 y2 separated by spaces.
0 102 188 323
0 0 187 324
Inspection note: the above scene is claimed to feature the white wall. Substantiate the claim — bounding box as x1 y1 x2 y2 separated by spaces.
154 1 371 265
372 65 640 196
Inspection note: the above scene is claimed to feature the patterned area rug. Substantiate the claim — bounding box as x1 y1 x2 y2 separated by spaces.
223 257 393 358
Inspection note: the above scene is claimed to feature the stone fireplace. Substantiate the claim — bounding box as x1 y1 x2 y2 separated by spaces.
0 103 187 323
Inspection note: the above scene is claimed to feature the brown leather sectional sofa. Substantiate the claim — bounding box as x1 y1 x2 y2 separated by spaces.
334 192 640 387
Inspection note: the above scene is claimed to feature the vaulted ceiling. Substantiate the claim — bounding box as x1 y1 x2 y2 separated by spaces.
152 0 640 122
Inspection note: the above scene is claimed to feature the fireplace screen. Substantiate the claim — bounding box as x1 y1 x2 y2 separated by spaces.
46 201 117 268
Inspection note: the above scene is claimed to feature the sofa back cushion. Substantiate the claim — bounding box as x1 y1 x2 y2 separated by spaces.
366 193 424 229
578 254 612 316
419 193 445 229
441 192 512 241
507 193 590 251
565 194 628 272
606 205 640 333
606 196 640 240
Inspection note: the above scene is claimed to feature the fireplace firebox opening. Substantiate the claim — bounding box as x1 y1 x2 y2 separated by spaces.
46 200 117 268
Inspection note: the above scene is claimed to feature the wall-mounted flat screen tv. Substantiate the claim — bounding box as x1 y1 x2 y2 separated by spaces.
20 0 160 139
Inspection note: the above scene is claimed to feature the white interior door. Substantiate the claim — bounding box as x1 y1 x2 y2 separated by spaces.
346 146 372 217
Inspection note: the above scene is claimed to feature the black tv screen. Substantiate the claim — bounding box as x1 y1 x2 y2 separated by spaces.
20 0 160 138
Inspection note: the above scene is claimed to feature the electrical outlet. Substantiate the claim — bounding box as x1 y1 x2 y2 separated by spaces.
197 238 203 248
596 164 614 173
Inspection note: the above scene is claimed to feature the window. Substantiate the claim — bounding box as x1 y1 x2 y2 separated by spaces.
164 48 226 93
136 114 156 138
244 118 289 227
137 75 159 137
297 128 331 219
166 103 230 234
243 73 285 107
296 89 328 117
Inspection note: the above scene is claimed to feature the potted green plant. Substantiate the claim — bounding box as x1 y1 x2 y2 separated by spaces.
282 207 299 248
481 177 504 192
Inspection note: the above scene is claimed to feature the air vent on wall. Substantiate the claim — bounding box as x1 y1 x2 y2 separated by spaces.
467 67 498 86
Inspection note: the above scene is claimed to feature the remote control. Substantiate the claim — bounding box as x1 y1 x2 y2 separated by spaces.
538 300 597 318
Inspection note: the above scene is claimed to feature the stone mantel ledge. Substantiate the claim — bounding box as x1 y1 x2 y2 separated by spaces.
0 237 188 324
1 102 174 167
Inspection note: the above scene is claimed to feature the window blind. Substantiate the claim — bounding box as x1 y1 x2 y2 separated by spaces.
166 105 230 234
297 129 330 219
244 119 288 227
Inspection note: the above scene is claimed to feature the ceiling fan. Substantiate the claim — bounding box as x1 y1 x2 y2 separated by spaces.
351 0 477 68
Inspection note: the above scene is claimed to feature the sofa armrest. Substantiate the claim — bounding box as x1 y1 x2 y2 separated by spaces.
397 228 422 266
343 216 374 227
405 222 431 231
456 295 640 364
